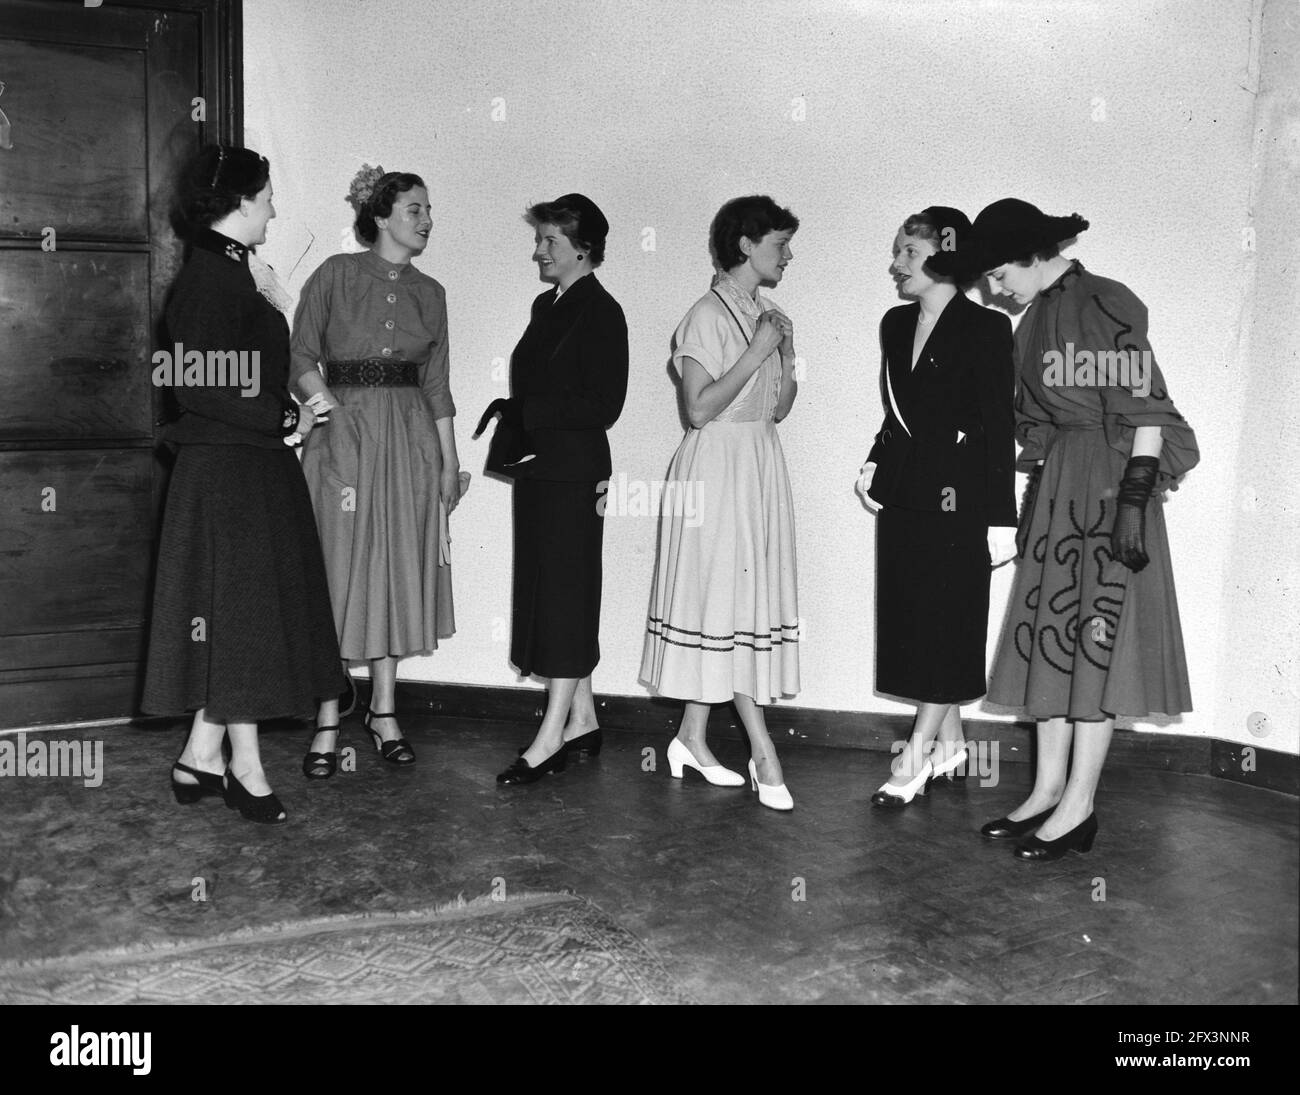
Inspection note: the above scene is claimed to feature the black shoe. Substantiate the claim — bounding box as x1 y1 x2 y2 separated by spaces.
338 666 358 718
980 807 1055 840
364 710 415 765
497 746 568 785
171 760 225 805
1014 813 1098 861
302 724 341 780
223 770 287 824
517 728 604 759
564 727 603 757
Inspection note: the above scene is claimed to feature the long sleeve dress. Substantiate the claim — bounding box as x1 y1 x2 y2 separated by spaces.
500 272 629 679
640 272 800 704
866 292 1016 703
987 261 1199 719
289 250 457 662
142 229 343 721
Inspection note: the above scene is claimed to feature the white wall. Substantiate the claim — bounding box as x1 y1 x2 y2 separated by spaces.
244 0 1299 752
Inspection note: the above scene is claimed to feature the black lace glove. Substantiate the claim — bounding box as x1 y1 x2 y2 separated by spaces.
1111 455 1160 572
473 398 522 439
1016 463 1043 558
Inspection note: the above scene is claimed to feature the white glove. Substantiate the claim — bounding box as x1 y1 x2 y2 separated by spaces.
988 525 1017 567
856 461 880 513
304 391 336 423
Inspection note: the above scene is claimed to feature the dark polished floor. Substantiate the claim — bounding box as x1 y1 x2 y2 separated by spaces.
1 714 1296 1005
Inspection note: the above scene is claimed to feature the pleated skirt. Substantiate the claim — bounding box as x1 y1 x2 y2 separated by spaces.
300 386 454 661
142 443 344 722
640 419 800 704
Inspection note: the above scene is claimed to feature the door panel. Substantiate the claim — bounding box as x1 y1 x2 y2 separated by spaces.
0 0 241 728
0 449 154 633
0 250 153 440
0 39 149 241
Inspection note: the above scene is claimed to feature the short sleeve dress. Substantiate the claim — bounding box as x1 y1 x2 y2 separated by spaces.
987 261 1199 719
289 250 457 662
639 272 800 704
142 229 344 721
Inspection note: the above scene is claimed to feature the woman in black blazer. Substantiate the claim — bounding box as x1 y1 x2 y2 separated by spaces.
476 194 629 784
856 206 1017 806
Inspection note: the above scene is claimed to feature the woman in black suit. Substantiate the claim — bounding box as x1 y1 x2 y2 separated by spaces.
476 194 629 784
856 206 1017 806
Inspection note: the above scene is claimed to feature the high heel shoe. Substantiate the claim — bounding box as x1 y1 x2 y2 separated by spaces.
871 759 933 808
980 807 1055 839
927 743 969 785
338 665 358 719
666 738 744 787
302 724 340 780
223 770 286 824
747 758 794 811
1014 813 1097 861
517 727 605 759
564 727 603 757
497 744 568 784
364 710 415 766
171 761 225 805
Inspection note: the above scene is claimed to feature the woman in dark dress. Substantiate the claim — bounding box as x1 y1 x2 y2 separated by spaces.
142 145 344 823
934 199 1199 859
475 194 628 785
858 207 1017 806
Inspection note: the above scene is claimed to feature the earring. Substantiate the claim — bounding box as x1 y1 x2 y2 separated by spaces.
576 253 585 260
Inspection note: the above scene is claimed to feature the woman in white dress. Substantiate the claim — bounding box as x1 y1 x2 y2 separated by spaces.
640 195 801 811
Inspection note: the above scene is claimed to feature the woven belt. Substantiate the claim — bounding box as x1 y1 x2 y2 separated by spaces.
326 359 419 387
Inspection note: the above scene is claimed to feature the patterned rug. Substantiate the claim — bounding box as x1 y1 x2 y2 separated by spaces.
0 892 694 1005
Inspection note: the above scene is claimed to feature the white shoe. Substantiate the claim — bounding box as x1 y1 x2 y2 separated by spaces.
930 742 969 781
871 759 933 808
666 738 745 787
747 759 794 811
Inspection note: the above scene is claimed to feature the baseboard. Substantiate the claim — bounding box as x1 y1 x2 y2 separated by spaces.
389 681 1298 795
1210 738 1299 796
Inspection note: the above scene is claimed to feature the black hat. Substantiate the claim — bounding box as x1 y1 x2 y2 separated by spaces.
926 198 1088 282
552 192 609 248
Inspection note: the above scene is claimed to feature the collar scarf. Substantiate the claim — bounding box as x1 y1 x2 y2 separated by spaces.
711 270 763 326
193 228 293 314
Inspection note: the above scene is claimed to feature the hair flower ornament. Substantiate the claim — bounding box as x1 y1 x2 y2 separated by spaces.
347 163 386 210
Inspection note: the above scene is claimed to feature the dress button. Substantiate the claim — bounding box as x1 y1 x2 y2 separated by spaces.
386 293 397 304
388 270 398 280
381 347 392 357
384 320 394 330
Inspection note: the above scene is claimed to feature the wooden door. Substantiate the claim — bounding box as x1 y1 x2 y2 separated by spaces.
0 0 241 728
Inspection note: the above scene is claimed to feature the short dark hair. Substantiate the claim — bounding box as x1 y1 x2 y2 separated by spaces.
524 200 606 266
176 144 270 236
710 195 799 271
1012 242 1061 267
354 172 426 244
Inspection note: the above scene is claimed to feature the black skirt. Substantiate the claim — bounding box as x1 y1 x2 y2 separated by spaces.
142 444 344 722
875 506 990 704
511 479 604 679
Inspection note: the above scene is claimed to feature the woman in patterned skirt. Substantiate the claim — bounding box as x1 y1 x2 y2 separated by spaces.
640 195 801 811
930 199 1199 859
290 166 468 776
